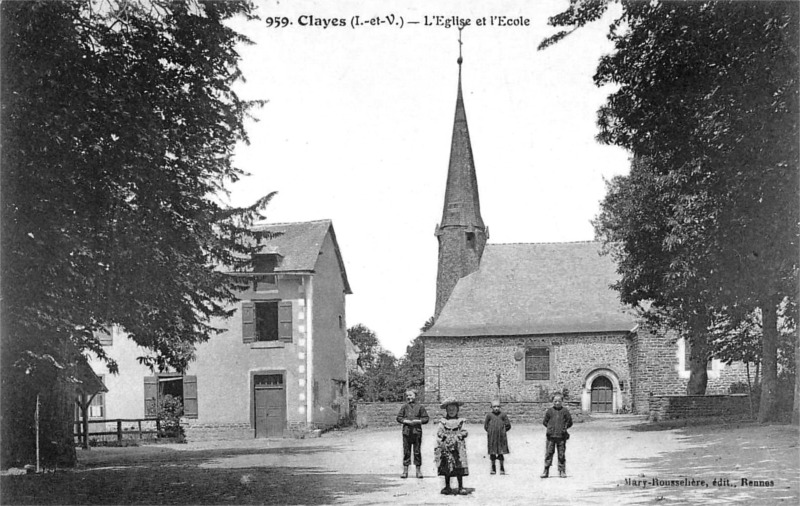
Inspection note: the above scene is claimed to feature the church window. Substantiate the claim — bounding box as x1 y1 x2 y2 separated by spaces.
466 231 475 247
525 347 550 380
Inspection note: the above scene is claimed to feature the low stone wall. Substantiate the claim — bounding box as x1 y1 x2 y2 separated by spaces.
648 394 753 422
354 400 582 428
184 423 253 442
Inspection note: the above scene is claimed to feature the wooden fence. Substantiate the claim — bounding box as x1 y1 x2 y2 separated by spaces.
74 418 162 447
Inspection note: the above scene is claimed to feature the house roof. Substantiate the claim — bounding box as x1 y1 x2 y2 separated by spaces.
73 356 108 396
424 242 636 338
251 219 352 294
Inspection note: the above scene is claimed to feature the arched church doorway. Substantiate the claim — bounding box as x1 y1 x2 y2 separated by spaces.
590 376 613 413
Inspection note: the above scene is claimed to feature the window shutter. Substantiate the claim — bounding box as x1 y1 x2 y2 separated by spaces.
183 376 198 419
242 301 256 343
144 376 158 418
278 301 293 342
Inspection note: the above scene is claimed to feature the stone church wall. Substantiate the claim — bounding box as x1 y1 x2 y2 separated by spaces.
629 326 753 415
649 395 753 422
353 400 583 428
424 333 632 408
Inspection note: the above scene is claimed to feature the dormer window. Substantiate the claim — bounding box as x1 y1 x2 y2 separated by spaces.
253 254 279 292
253 254 277 273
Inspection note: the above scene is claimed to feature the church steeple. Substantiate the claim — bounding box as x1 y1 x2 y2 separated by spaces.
434 50 488 319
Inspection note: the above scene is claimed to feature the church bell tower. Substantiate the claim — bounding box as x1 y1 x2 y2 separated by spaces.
434 54 487 318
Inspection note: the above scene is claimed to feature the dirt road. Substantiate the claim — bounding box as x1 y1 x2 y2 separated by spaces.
2 415 798 505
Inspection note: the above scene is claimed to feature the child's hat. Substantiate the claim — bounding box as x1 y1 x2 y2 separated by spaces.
440 397 463 409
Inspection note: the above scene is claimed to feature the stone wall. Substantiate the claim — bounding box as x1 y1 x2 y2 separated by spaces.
424 333 631 407
648 394 753 422
184 423 253 442
629 327 684 414
353 400 581 428
629 326 754 415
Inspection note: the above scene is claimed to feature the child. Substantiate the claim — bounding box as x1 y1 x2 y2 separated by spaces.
540 393 573 478
434 398 469 495
396 389 429 479
484 400 511 475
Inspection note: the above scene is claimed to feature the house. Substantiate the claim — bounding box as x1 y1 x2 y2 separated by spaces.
422 59 748 414
88 219 352 437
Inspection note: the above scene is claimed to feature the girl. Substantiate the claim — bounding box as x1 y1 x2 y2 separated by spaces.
484 400 511 475
435 398 469 495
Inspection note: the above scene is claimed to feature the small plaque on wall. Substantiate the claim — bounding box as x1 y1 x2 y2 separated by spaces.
514 350 524 361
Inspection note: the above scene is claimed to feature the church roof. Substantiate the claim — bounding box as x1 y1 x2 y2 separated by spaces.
251 219 352 294
439 62 485 231
424 242 636 337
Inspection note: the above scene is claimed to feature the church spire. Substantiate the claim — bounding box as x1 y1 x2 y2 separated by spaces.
440 51 484 231
434 40 488 319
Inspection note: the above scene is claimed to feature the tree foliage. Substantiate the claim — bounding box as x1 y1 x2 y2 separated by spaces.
347 323 425 402
347 323 380 371
1 0 268 466
543 1 799 421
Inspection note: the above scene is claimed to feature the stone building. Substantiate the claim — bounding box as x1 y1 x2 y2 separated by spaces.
89 219 352 437
422 59 748 415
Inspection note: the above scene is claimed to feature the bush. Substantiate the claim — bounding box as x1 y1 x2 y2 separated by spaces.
157 394 185 440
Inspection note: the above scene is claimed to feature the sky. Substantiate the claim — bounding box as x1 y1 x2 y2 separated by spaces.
225 0 631 357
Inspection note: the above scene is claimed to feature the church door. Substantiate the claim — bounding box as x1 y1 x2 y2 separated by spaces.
590 376 613 413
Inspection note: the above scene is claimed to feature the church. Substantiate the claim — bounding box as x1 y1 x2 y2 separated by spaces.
421 57 748 415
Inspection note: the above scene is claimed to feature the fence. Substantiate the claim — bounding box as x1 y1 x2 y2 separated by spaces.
74 418 163 447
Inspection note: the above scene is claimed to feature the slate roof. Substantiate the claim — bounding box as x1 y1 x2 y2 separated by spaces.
439 66 485 230
424 242 636 337
251 219 352 294
74 356 108 395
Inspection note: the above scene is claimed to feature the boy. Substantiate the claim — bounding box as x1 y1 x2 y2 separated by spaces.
484 400 511 475
540 393 572 478
396 389 429 478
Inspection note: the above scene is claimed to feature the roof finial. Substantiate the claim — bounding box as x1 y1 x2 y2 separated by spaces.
457 26 464 65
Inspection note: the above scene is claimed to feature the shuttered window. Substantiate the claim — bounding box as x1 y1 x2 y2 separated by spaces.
243 300 292 344
242 301 256 343
278 301 293 342
143 375 198 419
183 376 198 418
144 376 158 418
525 348 550 381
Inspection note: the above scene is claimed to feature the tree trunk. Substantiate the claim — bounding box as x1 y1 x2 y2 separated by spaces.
758 302 780 423
793 322 799 425
687 333 709 395
39 378 77 468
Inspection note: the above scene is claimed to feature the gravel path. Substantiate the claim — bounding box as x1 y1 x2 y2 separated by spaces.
3 415 798 505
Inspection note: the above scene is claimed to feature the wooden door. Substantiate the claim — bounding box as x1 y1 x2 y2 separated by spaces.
254 374 286 438
590 376 613 413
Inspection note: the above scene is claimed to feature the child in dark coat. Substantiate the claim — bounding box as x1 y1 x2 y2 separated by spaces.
484 400 511 475
540 393 573 478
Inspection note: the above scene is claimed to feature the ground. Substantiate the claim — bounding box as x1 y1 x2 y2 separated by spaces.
2 415 798 505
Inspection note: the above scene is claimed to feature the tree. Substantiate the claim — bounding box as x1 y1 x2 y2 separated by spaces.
595 156 719 394
396 321 430 398
543 1 799 422
1 0 268 467
347 323 380 371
